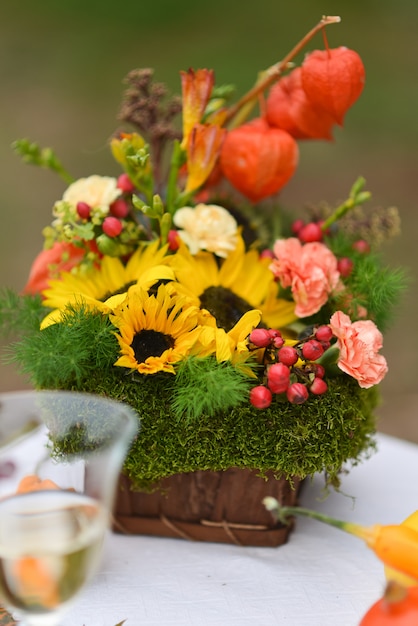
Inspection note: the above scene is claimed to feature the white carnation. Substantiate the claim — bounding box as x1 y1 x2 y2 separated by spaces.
173 203 238 257
62 175 121 216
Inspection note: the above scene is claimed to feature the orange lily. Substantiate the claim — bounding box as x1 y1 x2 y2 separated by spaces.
184 123 227 193
180 68 215 149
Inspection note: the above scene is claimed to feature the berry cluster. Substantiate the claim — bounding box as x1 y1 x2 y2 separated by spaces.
248 325 334 409
76 174 135 241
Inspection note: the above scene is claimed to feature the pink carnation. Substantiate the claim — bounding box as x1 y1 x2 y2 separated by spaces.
270 238 340 317
329 310 388 388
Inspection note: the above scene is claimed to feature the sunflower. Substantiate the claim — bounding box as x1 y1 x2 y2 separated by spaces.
110 284 208 375
40 241 174 327
194 306 261 375
168 236 296 332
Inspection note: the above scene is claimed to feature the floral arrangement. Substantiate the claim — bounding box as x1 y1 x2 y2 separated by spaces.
0 16 405 490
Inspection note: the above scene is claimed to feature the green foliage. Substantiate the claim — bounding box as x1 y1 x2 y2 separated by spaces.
0 289 45 337
12 138 74 184
12 305 119 388
337 253 408 331
171 357 253 421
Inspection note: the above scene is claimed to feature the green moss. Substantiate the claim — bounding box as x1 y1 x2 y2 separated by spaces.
3 300 378 490
49 367 378 490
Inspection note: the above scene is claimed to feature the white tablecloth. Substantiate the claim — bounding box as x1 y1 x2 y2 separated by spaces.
62 433 417 626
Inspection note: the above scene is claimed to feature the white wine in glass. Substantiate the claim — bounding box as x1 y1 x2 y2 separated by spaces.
0 390 138 626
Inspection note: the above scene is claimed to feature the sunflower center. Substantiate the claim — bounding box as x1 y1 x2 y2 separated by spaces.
101 281 137 302
131 329 175 363
200 285 254 332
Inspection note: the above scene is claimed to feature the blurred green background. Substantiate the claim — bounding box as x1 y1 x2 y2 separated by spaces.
1 1 417 439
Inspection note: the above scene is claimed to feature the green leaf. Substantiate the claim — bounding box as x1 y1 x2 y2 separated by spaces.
12 138 74 184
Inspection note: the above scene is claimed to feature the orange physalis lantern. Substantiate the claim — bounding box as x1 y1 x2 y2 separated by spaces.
301 46 366 125
220 118 298 203
266 67 335 140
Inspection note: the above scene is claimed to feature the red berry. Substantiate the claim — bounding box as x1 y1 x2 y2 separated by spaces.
117 173 135 193
298 222 323 243
167 230 180 251
337 256 354 277
286 382 309 404
310 377 328 395
249 328 272 348
315 325 333 342
302 339 324 361
291 218 305 235
273 335 284 349
102 216 123 238
352 239 370 254
314 363 326 378
267 363 290 394
76 201 91 219
250 385 272 409
260 249 275 260
110 198 129 218
278 345 298 366
268 328 282 339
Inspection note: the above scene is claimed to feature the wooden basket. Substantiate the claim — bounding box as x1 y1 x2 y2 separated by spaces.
113 468 303 547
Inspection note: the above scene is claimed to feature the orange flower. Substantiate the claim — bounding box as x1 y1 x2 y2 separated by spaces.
22 242 87 295
180 68 214 149
184 123 226 193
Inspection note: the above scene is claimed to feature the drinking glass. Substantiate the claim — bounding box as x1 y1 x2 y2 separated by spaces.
0 390 138 626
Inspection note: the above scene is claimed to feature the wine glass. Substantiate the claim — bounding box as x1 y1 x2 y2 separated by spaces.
0 389 138 626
